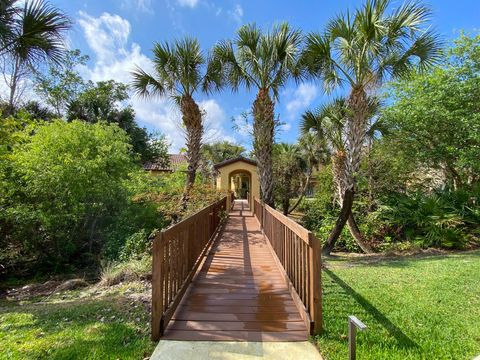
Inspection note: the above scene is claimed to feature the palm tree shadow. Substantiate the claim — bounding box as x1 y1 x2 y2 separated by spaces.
324 268 419 350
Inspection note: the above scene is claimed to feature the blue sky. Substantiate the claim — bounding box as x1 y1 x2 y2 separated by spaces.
51 0 479 151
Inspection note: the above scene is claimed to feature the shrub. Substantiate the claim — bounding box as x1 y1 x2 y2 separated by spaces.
370 186 480 249
119 230 151 261
1 120 164 270
99 256 151 287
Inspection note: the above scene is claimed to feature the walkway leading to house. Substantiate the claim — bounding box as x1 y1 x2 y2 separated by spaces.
161 200 309 342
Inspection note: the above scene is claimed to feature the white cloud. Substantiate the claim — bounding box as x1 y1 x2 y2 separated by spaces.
121 0 154 14
78 11 131 64
176 0 199 8
77 11 241 152
285 83 318 120
78 11 187 150
228 4 243 24
199 99 236 144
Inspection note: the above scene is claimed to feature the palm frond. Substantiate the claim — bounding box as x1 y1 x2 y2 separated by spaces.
130 66 166 98
10 0 71 64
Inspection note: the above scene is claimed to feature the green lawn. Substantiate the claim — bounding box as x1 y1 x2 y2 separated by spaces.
0 282 154 360
317 250 480 360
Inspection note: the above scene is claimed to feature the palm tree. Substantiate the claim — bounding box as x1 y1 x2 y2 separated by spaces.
301 0 441 254
287 132 328 214
1 0 71 114
273 143 304 215
301 97 381 253
131 37 221 203
210 23 303 207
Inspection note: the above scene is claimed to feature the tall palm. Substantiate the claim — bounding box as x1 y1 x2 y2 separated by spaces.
131 37 221 202
301 0 441 254
302 97 381 253
1 0 71 113
210 23 303 207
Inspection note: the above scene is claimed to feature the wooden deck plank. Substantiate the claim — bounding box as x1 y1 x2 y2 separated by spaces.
162 330 308 342
161 200 308 342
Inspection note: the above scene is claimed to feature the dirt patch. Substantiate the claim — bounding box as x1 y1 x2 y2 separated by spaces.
323 248 477 268
5 278 89 301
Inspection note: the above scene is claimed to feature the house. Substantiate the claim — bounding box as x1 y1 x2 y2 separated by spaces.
213 157 260 208
143 154 187 175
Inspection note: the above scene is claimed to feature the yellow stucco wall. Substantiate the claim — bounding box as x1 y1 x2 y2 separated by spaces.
215 160 260 208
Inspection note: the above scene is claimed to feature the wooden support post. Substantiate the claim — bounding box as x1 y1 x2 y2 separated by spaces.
309 232 323 334
151 232 164 341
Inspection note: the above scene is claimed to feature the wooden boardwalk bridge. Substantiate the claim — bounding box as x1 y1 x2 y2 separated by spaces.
151 197 322 342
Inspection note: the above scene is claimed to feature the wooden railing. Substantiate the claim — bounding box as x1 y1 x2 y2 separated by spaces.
151 196 227 340
253 197 322 334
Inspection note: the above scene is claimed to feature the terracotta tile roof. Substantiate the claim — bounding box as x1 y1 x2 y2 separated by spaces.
144 154 187 172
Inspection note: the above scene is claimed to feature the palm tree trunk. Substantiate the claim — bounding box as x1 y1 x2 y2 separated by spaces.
324 88 369 254
347 214 373 253
180 94 203 207
5 56 20 116
322 188 354 255
253 88 275 207
288 171 311 214
331 151 372 253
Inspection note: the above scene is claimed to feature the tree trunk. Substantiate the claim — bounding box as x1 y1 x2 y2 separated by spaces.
5 56 21 116
282 196 290 216
180 94 203 208
288 171 311 214
347 214 373 253
324 88 369 254
253 88 275 207
322 188 354 255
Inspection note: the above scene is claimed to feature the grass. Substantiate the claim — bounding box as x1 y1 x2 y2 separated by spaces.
2 251 479 359
316 250 480 360
0 281 154 360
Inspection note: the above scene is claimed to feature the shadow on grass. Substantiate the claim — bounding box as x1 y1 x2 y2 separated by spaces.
323 268 419 350
0 296 153 359
326 249 480 269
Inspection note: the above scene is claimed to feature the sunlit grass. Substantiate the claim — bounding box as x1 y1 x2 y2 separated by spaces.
316 251 480 359
0 283 154 360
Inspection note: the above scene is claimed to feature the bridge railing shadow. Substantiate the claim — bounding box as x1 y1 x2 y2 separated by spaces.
322 267 419 351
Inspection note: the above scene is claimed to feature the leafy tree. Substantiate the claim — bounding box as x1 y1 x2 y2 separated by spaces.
0 0 71 113
200 141 246 182
202 141 245 164
0 99 56 121
273 143 305 215
301 0 441 254
131 37 221 204
34 49 89 117
211 23 303 207
381 34 480 189
4 121 139 266
68 80 165 163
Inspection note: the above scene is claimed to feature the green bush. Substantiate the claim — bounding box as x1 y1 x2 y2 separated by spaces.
0 120 165 271
119 230 151 261
368 186 480 249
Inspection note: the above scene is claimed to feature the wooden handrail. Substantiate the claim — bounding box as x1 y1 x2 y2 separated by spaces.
151 196 227 340
253 197 322 334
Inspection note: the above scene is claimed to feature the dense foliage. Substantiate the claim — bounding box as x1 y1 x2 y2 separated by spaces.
302 34 480 252
0 119 165 272
0 117 228 275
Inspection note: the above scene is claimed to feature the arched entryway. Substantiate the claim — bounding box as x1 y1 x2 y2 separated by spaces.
213 157 260 209
228 169 252 206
